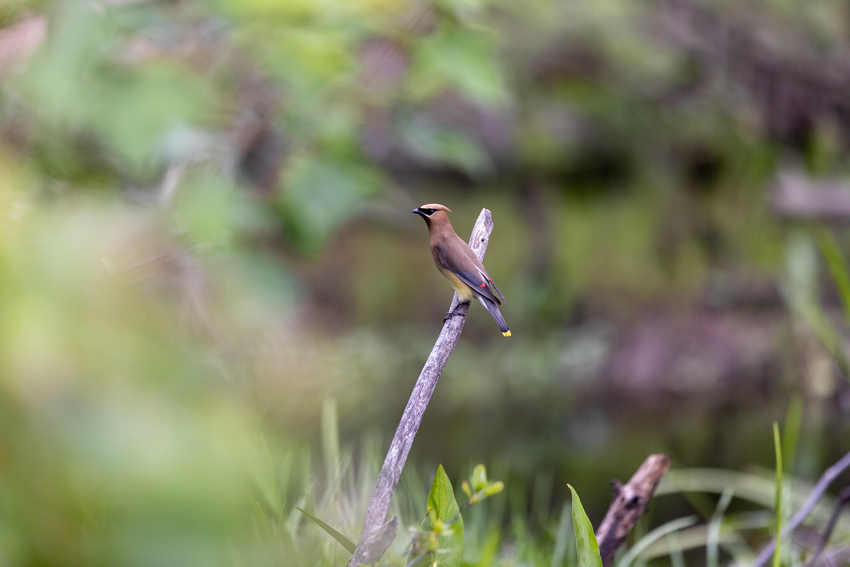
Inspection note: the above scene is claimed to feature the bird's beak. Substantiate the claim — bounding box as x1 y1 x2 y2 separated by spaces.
412 208 425 217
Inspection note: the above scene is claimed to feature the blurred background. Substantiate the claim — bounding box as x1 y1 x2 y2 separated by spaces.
3 0 850 565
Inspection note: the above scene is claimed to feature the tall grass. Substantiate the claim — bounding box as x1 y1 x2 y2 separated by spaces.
274 403 850 566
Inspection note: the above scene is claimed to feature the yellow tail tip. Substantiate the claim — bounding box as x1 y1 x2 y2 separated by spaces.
503 330 511 337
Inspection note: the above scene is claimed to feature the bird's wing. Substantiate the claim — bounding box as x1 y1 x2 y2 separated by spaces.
489 279 507 302
433 244 502 305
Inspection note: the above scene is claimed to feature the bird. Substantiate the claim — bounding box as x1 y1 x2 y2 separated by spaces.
412 204 511 337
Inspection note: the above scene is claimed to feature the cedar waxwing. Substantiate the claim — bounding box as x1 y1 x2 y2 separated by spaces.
412 204 511 337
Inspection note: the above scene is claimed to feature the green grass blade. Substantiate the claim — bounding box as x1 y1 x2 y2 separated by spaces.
817 230 850 323
616 516 699 567
782 397 803 476
772 422 783 567
551 502 574 567
321 398 340 484
666 532 686 567
706 488 734 567
294 506 357 554
788 231 850 379
797 303 850 378
475 528 501 567
568 484 603 567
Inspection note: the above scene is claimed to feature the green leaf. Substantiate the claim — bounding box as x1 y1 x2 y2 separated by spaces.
294 506 356 554
422 464 464 567
278 154 382 255
399 118 493 177
408 24 506 106
772 423 783 567
96 64 212 170
471 464 488 492
568 484 603 567
481 481 504 498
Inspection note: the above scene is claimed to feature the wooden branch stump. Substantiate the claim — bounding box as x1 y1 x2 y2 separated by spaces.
596 454 672 566
346 209 495 567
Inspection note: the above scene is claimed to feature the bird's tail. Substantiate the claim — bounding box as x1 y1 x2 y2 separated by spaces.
477 296 511 337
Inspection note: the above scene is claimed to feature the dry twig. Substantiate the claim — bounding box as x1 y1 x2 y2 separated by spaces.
807 487 850 567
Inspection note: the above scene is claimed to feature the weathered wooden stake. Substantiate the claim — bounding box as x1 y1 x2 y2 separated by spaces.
346 209 494 567
596 454 672 566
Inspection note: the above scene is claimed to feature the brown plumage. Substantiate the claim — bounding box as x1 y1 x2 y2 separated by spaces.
412 204 511 337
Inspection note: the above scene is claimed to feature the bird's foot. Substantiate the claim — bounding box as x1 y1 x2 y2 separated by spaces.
443 307 466 322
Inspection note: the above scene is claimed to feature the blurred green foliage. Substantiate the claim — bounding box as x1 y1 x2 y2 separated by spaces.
0 0 511 564
0 196 269 565
3 0 850 564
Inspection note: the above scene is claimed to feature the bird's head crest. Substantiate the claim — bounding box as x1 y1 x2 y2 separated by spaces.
411 203 451 221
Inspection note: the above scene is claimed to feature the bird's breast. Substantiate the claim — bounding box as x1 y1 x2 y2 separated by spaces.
437 264 475 302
